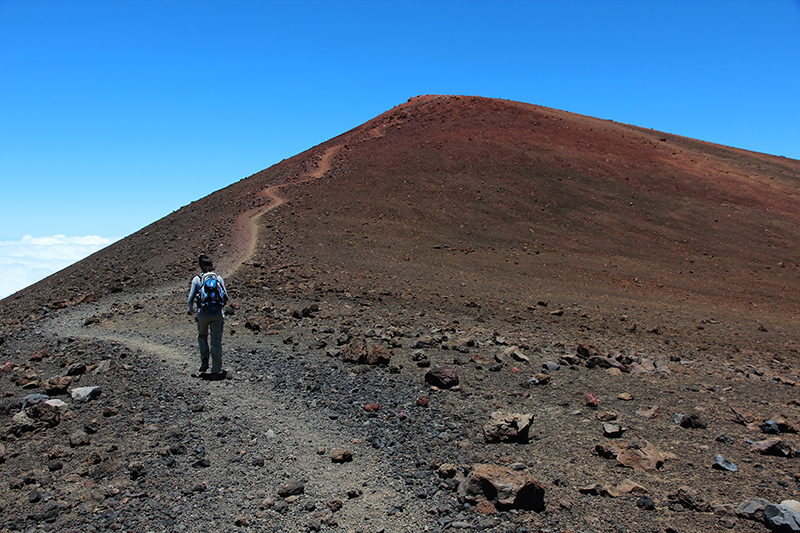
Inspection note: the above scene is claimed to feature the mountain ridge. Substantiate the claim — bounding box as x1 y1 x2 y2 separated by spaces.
3 95 800 330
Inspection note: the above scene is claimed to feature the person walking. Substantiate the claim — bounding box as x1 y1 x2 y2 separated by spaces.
187 255 229 379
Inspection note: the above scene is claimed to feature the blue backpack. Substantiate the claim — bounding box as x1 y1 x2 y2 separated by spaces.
198 272 225 312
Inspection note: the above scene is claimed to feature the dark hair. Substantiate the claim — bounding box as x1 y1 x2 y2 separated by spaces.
198 255 214 272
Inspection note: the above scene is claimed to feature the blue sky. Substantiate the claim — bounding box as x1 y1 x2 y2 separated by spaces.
1 1 799 298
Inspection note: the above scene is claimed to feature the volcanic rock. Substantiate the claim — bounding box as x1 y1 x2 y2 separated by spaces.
425 367 459 389
457 463 545 512
483 412 534 443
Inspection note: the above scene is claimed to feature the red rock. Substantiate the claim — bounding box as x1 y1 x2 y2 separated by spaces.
425 367 459 389
364 403 381 412
750 438 791 457
585 393 599 407
458 463 545 511
416 397 429 408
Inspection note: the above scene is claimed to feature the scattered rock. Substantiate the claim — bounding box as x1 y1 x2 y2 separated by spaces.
580 479 647 498
69 430 90 447
425 367 459 389
751 437 791 457
713 454 738 472
340 339 391 365
585 393 599 407
603 423 625 438
483 412 534 443
70 386 102 403
737 498 769 520
277 480 305 498
331 449 353 463
680 410 708 429
596 411 617 421
667 486 711 512
437 463 457 479
765 503 800 532
525 373 550 386
637 496 656 510
636 405 660 419
457 463 545 511
504 346 529 362
594 439 674 472
43 377 72 395
20 393 49 409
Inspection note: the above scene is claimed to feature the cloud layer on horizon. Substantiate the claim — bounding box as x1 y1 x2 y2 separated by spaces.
0 235 115 299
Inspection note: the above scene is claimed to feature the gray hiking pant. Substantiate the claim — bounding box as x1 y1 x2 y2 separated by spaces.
196 314 224 373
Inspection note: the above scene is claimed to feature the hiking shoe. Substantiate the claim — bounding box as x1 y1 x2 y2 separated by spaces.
206 371 226 381
198 362 209 373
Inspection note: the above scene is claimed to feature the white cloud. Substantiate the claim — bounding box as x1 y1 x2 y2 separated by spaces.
0 235 116 299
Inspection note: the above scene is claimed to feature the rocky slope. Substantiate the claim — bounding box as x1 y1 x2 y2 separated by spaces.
2 95 800 532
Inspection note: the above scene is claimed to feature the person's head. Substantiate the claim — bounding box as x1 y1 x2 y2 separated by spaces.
198 255 213 273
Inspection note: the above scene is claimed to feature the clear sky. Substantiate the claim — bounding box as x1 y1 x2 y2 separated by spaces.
1 1 799 297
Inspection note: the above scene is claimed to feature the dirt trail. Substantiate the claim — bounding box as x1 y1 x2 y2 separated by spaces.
34 286 417 532
222 143 343 279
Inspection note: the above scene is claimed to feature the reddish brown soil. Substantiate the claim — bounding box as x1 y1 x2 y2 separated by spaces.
6 95 799 333
2 95 800 532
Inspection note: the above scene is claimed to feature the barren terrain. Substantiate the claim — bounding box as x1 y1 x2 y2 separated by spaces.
2 95 800 533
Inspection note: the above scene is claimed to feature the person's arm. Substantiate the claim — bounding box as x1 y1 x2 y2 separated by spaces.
219 277 229 305
187 276 199 314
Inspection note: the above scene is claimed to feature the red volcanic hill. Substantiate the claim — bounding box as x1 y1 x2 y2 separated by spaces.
3 95 800 331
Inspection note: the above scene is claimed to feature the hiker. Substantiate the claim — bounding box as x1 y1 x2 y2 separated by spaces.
187 255 229 379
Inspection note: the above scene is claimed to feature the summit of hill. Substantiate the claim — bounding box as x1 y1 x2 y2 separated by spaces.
3 96 800 532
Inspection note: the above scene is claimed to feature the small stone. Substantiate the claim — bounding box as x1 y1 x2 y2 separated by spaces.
20 393 49 409
542 361 560 372
364 403 381 412
331 449 353 463
70 386 102 403
437 463 457 479
192 458 211 468
504 346 529 362
765 504 800 531
680 411 708 429
761 420 781 434
69 430 90 447
526 373 550 386
596 411 618 422
603 423 625 438
712 454 738 472
617 392 634 401
44 377 72 395
277 480 305 497
585 393 599 407
716 433 735 445
483 412 534 443
425 367 459 389
327 499 343 512
475 500 497 514
636 405 660 419
736 498 769 519
636 496 656 510
751 437 791 457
